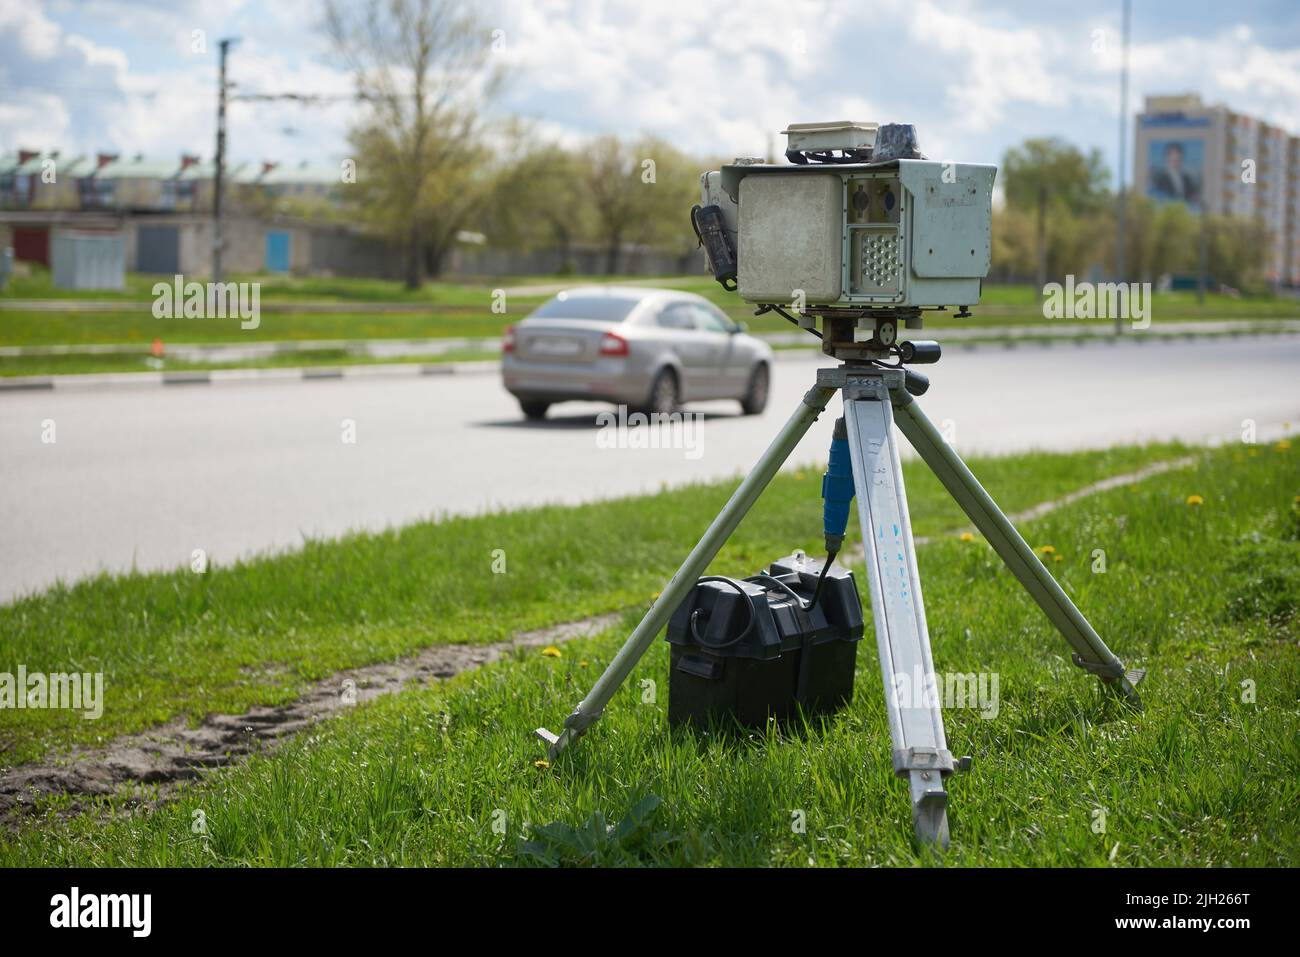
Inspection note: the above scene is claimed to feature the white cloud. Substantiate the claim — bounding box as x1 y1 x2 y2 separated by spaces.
0 2 62 59
0 1 363 165
0 95 71 149
64 33 129 71
5 0 1300 179
901 0 1071 128
491 0 877 157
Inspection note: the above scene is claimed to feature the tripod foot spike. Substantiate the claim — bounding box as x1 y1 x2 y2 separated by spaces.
1112 672 1146 710
535 726 573 760
910 775 950 850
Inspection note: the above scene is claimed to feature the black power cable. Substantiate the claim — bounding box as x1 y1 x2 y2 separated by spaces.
810 550 838 609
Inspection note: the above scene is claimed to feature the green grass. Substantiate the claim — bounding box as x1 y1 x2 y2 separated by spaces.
1 269 580 305
0 307 528 349
2 438 1295 866
0 442 1190 765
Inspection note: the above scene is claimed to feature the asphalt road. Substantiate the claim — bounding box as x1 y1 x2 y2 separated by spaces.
2 336 1297 602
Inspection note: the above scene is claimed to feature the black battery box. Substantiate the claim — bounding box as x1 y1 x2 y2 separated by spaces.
665 552 864 729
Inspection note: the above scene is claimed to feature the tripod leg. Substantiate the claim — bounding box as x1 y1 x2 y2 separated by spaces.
890 389 1144 706
842 378 953 849
536 383 838 758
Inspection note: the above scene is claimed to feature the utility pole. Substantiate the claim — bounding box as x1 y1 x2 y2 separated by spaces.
213 37 237 282
1196 209 1209 304
1114 0 1131 336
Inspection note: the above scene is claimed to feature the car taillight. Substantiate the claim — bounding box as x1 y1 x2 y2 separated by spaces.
502 325 516 353
599 331 629 356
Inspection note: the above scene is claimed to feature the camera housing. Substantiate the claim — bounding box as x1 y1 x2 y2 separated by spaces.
698 122 996 341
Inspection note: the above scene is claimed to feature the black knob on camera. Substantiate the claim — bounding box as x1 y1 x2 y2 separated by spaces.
898 340 941 364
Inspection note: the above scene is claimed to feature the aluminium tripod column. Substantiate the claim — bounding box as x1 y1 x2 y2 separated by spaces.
841 369 953 848
536 382 838 758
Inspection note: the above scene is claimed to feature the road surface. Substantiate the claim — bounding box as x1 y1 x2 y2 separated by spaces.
2 337 1297 602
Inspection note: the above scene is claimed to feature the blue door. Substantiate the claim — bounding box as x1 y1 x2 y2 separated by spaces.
137 226 180 274
265 231 291 273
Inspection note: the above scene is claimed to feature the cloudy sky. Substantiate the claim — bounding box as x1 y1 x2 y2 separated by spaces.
4 0 1300 184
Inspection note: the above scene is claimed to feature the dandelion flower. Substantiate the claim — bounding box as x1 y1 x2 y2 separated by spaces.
579 660 589 669
1185 495 1204 506
960 532 975 542
1276 439 1292 451
534 759 550 769
1038 545 1056 555
540 646 562 658
1053 554 1063 563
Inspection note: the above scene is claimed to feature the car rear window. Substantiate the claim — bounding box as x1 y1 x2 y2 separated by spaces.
528 294 639 322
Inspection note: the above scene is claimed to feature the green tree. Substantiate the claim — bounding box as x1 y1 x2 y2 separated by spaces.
580 134 699 275
1001 138 1110 289
629 136 702 271
325 0 503 287
477 128 590 272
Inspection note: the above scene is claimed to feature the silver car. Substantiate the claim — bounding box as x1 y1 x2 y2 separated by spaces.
501 286 773 420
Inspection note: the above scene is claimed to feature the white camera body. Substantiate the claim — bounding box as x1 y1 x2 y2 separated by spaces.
700 155 995 314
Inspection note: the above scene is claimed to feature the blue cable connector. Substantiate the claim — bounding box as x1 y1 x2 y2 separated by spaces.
821 417 854 555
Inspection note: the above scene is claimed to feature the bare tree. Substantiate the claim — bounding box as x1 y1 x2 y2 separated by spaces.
325 0 502 288
478 130 590 271
581 134 697 275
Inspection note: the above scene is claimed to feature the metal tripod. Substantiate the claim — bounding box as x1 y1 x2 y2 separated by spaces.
536 363 1144 847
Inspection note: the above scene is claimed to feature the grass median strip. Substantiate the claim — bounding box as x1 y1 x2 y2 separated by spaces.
1 440 1295 865
0 308 522 349
0 442 1191 766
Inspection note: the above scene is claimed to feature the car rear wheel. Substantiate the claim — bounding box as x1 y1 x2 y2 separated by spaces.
642 368 679 416
740 363 769 415
519 400 550 421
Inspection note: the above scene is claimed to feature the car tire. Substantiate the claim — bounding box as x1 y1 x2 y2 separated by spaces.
642 368 679 416
519 400 550 421
740 363 769 415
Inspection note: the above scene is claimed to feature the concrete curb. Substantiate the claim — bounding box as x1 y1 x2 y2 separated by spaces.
0 359 501 393
771 326 1300 359
0 336 491 359
0 298 518 314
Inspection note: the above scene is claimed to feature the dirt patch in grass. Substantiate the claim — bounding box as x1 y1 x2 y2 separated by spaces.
0 613 620 829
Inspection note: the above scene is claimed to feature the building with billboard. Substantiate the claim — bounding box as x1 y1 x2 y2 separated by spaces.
1133 93 1300 287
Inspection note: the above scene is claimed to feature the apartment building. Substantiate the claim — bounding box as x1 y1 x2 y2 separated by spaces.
1133 93 1300 286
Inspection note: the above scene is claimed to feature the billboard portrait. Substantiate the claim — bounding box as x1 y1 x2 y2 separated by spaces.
1145 138 1205 211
